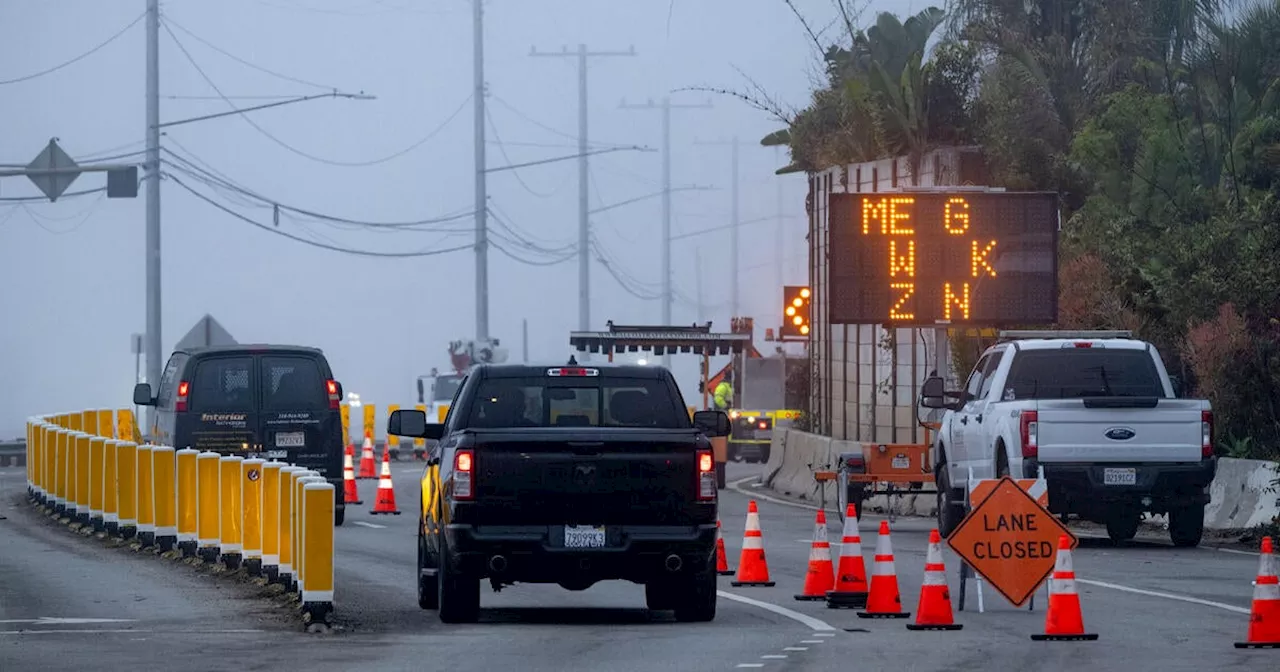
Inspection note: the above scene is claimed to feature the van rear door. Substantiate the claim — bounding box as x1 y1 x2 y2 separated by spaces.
258 354 341 479
177 355 258 452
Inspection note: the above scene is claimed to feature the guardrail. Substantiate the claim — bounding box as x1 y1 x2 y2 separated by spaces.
21 411 336 628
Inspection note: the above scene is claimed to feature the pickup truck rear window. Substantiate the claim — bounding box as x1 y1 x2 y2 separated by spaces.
1003 349 1165 400
466 378 685 429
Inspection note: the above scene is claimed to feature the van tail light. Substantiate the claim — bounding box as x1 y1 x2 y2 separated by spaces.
1201 411 1214 458
453 449 474 500
175 381 190 412
697 449 716 500
326 380 340 409
1019 410 1038 458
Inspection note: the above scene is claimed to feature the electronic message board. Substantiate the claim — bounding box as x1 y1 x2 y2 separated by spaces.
827 192 1059 325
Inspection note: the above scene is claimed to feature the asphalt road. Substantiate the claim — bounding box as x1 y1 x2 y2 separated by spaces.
1 462 1273 671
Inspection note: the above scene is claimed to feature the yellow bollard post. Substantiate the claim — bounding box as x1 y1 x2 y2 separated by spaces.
136 444 156 547
175 448 199 557
219 455 244 569
88 437 106 532
25 419 33 499
294 474 326 597
196 451 221 562
241 458 265 575
97 409 114 439
67 412 81 433
301 481 336 625
53 429 68 517
62 430 77 521
117 442 138 539
117 409 136 444
74 433 91 526
261 461 284 582
276 466 302 587
414 404 427 457
387 404 400 460
81 410 98 440
153 446 178 552
103 440 120 536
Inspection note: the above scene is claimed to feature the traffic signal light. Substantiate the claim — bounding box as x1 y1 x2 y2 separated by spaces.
781 285 811 338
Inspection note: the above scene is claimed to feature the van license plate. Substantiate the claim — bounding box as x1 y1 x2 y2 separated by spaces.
564 525 606 548
275 432 305 448
266 449 288 459
1104 468 1136 486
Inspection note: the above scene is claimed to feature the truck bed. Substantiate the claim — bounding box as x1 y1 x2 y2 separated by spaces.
1035 397 1207 463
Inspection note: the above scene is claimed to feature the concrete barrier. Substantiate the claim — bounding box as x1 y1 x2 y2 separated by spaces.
766 428 1277 529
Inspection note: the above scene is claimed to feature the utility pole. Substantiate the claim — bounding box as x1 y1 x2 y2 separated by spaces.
692 137 741 318
529 44 636 334
775 145 785 295
473 0 489 342
620 97 712 367
144 0 162 429
694 248 705 322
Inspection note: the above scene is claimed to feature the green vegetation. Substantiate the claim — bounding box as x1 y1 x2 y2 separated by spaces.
765 1 1280 461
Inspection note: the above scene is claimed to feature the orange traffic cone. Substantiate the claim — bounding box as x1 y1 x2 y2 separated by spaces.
826 503 869 609
730 500 775 587
906 529 962 630
1234 536 1280 649
795 510 835 601
715 520 734 576
357 432 376 479
369 450 401 515
342 445 363 505
1031 534 1098 641
857 520 910 619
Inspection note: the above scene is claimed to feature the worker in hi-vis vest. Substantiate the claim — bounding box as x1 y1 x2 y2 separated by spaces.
713 380 734 410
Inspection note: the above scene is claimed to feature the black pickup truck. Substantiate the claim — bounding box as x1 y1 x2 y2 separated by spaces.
388 360 732 624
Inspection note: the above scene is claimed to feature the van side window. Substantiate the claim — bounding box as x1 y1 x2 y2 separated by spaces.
261 356 326 410
156 354 187 411
191 357 255 411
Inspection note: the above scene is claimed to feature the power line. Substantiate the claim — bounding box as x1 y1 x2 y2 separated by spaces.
0 12 145 85
166 172 473 258
162 16 343 91
163 22 462 168
484 108 565 199
486 201 574 253
0 187 107 203
489 95 636 151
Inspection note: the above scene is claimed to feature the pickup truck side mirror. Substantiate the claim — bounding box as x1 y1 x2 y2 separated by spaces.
692 410 732 437
388 409 445 440
919 376 948 410
133 383 156 406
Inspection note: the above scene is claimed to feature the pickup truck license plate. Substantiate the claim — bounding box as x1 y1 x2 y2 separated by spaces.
275 432 305 448
265 449 288 459
1104 467 1136 486
564 525 606 548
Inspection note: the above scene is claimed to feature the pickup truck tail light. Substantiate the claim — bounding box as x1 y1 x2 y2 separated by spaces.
697 449 716 500
175 381 190 412
1202 411 1214 458
1019 410 1038 458
453 449 474 499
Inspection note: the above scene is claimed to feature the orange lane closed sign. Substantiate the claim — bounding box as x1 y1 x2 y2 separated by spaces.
946 475 1077 607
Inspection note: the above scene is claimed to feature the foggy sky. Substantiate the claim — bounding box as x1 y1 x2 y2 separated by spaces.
0 0 908 437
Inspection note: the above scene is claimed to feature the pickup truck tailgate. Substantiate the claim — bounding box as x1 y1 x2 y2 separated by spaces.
468 430 704 526
1035 399 1206 463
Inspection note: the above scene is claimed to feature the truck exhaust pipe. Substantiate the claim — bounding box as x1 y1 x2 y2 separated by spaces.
488 555 508 573
664 554 683 572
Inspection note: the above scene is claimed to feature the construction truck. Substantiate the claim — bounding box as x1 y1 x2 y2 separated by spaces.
705 318 803 464
417 337 508 426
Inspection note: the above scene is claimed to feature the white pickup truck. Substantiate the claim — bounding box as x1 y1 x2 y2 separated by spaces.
920 330 1215 547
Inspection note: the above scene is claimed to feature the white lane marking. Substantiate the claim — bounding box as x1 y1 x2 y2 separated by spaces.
1074 578 1251 614
812 632 835 637
0 617 135 624
351 521 386 529
729 477 827 513
761 654 787 659
783 646 809 651
799 640 823 644
0 628 265 635
1215 547 1260 557
736 665 765 669
717 590 838 632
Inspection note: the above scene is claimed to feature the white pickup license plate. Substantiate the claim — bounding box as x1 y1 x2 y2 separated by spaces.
1104 467 1137 486
275 432 305 448
564 525 606 548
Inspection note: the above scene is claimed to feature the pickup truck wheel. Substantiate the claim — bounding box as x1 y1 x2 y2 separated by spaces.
645 580 677 611
1169 505 1205 548
417 532 439 610
672 568 717 623
1105 514 1139 543
437 546 480 623
935 465 962 539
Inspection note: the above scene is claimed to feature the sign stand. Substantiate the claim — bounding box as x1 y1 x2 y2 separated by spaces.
950 471 1067 614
